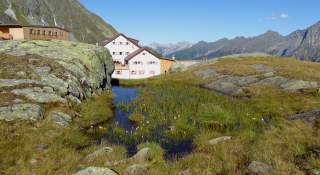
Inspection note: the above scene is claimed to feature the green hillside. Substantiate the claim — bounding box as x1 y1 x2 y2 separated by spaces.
0 0 117 43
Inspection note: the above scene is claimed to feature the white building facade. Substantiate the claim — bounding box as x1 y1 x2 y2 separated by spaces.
102 33 162 79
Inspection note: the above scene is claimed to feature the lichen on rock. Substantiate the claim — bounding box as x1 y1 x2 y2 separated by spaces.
0 40 114 122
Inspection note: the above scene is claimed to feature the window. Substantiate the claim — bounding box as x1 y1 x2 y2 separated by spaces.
42 30 46 35
119 52 123 55
112 52 116 55
37 30 40 35
112 42 116 45
119 42 123 45
150 71 155 75
131 71 137 75
116 70 121 75
113 60 121 64
126 42 129 45
49 31 52 36
142 52 146 55
126 52 130 55
148 61 157 65
55 32 58 36
133 61 143 65
29 29 33 34
139 70 145 75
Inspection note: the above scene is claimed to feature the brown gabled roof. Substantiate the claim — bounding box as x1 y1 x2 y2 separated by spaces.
101 33 140 48
124 48 145 61
124 48 174 62
100 33 121 46
127 37 139 44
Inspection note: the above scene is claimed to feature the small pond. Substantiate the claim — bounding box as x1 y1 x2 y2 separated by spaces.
106 85 193 159
111 86 138 131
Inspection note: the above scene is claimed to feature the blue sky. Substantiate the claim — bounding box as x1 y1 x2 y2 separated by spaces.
80 0 320 45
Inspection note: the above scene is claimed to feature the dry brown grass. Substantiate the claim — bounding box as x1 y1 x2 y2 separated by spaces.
211 56 320 81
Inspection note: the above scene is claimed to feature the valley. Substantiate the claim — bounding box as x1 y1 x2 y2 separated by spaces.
0 39 319 174
0 0 319 174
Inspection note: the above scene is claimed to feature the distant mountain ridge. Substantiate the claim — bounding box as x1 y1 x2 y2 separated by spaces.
169 21 320 62
148 41 194 57
0 0 117 44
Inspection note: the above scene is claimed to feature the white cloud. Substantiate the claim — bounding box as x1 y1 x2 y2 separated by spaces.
279 13 289 19
266 13 289 20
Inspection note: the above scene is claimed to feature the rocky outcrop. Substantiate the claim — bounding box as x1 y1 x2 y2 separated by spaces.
202 64 320 95
204 76 259 95
0 40 114 122
12 88 67 104
0 104 43 121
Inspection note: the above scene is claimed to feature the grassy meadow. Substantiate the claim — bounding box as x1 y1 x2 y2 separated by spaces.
0 56 319 174
0 92 127 175
110 56 320 174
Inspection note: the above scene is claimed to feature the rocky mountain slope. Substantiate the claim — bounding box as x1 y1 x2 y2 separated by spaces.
0 0 117 43
148 41 194 56
170 21 320 62
0 40 114 121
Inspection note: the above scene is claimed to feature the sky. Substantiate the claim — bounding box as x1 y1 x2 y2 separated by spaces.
79 0 320 45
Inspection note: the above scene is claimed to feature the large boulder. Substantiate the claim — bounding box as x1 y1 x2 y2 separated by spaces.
0 40 114 94
0 40 114 122
73 167 119 175
0 104 43 121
